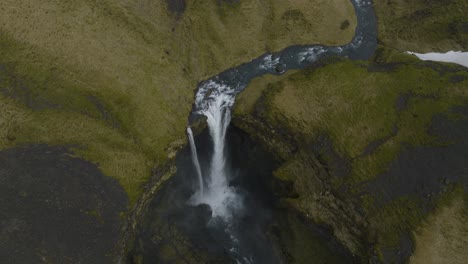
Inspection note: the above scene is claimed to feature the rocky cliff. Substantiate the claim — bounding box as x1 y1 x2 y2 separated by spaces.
233 49 468 262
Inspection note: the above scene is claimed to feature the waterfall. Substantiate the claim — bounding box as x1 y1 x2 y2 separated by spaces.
188 80 241 221
179 1 377 262
187 127 203 196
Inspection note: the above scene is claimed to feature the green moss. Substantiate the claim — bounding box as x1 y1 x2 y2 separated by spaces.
234 50 468 258
275 212 350 264
431 184 467 216
270 155 300 181
371 186 467 260
236 50 468 186
370 197 425 248
374 0 468 52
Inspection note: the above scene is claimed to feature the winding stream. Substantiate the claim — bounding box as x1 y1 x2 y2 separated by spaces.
189 0 376 122
130 1 377 263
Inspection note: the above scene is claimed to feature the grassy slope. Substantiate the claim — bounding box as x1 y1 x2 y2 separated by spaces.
236 51 467 182
165 0 357 79
113 0 358 81
409 189 468 264
0 0 356 204
374 0 468 52
234 49 468 257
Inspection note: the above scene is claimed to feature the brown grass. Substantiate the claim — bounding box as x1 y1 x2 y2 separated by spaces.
410 194 468 264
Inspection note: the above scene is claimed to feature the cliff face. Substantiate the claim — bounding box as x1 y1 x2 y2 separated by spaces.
233 50 468 262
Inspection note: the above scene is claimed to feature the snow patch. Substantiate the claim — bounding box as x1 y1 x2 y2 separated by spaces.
407 51 468 68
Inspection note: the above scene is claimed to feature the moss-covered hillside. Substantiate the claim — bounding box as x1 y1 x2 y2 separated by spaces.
0 0 356 204
233 49 468 262
231 2 468 260
374 0 468 52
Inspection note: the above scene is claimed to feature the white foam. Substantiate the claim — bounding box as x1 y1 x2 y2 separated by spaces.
259 54 280 70
298 47 326 63
407 51 468 68
351 34 364 48
190 80 242 221
355 0 372 7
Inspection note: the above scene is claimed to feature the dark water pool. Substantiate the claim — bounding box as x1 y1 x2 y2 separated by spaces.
127 125 354 263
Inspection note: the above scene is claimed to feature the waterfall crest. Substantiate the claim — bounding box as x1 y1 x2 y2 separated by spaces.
188 80 241 221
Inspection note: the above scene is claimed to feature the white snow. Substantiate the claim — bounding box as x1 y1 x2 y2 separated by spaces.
407 51 468 68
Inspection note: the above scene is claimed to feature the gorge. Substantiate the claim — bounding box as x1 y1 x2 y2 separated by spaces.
126 0 468 263
129 0 377 262
188 0 377 222
1 0 467 263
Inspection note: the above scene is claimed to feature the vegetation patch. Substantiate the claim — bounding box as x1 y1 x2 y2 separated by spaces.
373 0 468 52
235 50 468 184
234 49 468 260
409 187 468 264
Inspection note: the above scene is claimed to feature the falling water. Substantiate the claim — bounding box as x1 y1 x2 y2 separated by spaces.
188 80 241 221
184 2 377 261
186 45 339 220
122 0 377 262
185 80 246 262
187 127 203 196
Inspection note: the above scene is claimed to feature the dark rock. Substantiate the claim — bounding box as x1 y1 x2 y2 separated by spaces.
380 234 413 264
367 105 468 208
87 95 121 129
461 21 468 33
165 0 186 17
0 63 59 110
218 0 240 4
341 20 351 30
450 74 466 83
394 92 437 113
274 63 286 74
308 134 351 178
409 9 432 20
188 113 207 134
0 145 128 264
359 124 398 157
395 93 410 111
272 179 299 198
